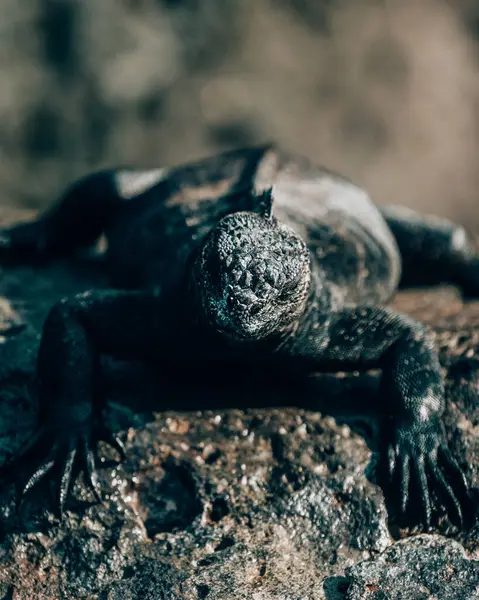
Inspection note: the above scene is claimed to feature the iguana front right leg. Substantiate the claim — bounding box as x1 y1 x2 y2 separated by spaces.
1 287 177 515
0 172 119 260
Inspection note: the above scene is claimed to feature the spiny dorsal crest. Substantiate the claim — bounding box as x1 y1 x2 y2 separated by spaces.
255 187 274 220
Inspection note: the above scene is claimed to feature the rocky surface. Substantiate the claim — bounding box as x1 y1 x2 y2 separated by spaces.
0 214 476 598
343 535 479 600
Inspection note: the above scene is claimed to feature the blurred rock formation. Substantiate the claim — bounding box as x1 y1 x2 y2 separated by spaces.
1 0 479 227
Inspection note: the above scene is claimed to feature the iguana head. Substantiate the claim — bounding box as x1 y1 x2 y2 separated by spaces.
195 190 311 341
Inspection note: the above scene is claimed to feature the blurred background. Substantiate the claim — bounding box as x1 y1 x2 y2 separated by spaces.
1 0 479 226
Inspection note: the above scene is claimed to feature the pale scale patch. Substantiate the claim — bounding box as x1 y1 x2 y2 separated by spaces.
115 168 169 200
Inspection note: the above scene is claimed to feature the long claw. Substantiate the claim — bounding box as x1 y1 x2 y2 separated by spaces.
398 455 410 517
428 458 463 527
57 448 76 518
438 448 470 500
82 440 101 504
413 457 432 529
100 429 126 462
21 459 56 498
387 446 396 478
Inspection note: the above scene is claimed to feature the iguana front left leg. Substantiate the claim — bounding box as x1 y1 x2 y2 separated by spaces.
281 305 471 529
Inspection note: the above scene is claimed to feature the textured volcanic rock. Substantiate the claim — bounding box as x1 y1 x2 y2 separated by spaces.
0 215 477 599
342 535 479 600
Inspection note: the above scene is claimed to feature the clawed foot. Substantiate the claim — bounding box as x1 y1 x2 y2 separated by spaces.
381 421 472 529
0 425 126 518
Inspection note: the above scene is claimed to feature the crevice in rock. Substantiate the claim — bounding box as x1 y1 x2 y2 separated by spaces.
140 461 202 536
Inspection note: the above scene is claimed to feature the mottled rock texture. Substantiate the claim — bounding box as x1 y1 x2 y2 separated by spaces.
0 211 476 599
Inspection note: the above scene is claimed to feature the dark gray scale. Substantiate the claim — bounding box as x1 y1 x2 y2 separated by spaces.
104 145 270 288
248 148 401 305
1 144 472 299
105 145 400 299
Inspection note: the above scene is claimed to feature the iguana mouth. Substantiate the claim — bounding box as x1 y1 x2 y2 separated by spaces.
215 310 281 342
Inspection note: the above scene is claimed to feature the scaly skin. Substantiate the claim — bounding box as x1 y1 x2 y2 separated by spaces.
0 145 475 529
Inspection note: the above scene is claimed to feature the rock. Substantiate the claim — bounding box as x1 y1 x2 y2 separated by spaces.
0 211 476 598
341 535 479 600
102 560 184 600
0 297 24 338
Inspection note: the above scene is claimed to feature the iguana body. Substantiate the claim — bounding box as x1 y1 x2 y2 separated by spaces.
0 144 474 528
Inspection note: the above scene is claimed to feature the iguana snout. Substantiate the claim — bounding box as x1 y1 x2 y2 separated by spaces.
195 209 310 341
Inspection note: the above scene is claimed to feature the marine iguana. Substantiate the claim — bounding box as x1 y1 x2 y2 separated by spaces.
0 144 474 529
